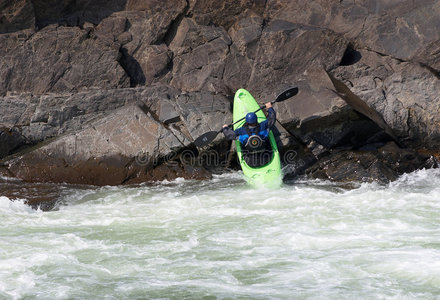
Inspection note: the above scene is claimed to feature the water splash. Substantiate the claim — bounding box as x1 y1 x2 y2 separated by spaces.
1 169 440 299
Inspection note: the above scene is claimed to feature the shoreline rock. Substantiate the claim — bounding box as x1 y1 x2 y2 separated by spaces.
0 0 439 201
301 142 438 184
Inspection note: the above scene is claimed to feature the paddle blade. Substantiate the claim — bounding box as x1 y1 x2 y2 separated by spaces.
193 131 219 147
275 87 299 103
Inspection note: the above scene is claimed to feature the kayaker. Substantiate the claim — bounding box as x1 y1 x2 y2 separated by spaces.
222 102 276 152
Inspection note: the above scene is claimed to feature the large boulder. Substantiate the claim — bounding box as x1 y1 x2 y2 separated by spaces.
245 20 348 101
305 142 437 184
276 69 411 182
188 0 266 30
93 0 187 86
0 88 147 158
168 18 232 93
0 25 129 96
264 0 440 61
0 84 232 185
224 17 348 101
172 91 231 145
0 84 223 158
274 69 399 156
4 104 183 185
223 13 263 93
333 49 440 149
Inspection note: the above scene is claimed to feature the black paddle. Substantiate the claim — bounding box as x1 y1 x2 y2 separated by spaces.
193 87 299 147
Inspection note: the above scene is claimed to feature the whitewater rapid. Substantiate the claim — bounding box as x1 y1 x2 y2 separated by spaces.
1 169 440 299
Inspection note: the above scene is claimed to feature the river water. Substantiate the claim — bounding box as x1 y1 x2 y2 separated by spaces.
1 168 440 299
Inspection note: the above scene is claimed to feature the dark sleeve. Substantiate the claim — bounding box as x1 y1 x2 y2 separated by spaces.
267 107 276 129
222 127 238 140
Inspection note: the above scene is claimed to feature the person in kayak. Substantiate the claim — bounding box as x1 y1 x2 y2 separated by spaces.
222 102 276 167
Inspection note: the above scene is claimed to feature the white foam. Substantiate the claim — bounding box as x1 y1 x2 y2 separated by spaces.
0 196 37 214
1 168 440 298
393 168 440 185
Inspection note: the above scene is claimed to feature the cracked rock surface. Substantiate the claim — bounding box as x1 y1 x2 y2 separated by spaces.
0 0 439 190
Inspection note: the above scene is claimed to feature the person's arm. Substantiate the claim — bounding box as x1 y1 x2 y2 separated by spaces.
222 125 238 140
265 102 276 130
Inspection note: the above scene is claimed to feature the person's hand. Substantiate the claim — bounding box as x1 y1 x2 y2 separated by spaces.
265 102 272 109
223 124 228 128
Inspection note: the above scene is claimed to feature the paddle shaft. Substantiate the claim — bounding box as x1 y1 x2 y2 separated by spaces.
225 86 298 130
194 87 298 147
222 102 273 132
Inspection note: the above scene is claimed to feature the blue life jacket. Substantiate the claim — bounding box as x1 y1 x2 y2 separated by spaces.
237 121 270 145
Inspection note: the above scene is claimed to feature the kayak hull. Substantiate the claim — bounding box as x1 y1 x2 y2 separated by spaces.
233 89 282 187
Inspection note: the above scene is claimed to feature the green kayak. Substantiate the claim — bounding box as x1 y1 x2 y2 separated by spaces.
233 89 282 187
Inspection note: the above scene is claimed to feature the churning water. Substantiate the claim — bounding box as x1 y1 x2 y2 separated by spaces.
1 169 440 299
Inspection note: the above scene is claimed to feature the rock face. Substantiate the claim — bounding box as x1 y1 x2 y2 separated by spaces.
264 0 440 61
334 49 440 149
0 0 34 33
0 85 230 184
6 103 182 185
169 18 232 93
304 142 437 184
0 25 129 96
0 0 439 194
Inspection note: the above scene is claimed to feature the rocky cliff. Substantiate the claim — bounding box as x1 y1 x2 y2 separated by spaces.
1 0 439 187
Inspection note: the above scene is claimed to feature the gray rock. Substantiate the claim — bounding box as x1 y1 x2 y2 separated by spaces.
305 142 437 184
333 49 440 149
20 123 57 144
158 99 180 124
4 104 183 185
246 20 348 101
169 18 232 93
0 0 34 33
274 69 376 153
94 1 187 86
172 91 232 145
120 44 172 86
0 83 235 185
1 0 439 187
326 71 401 146
0 25 130 96
412 40 440 72
0 94 29 126
188 0 266 30
0 85 182 158
223 13 263 93
228 13 263 59
264 0 440 61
